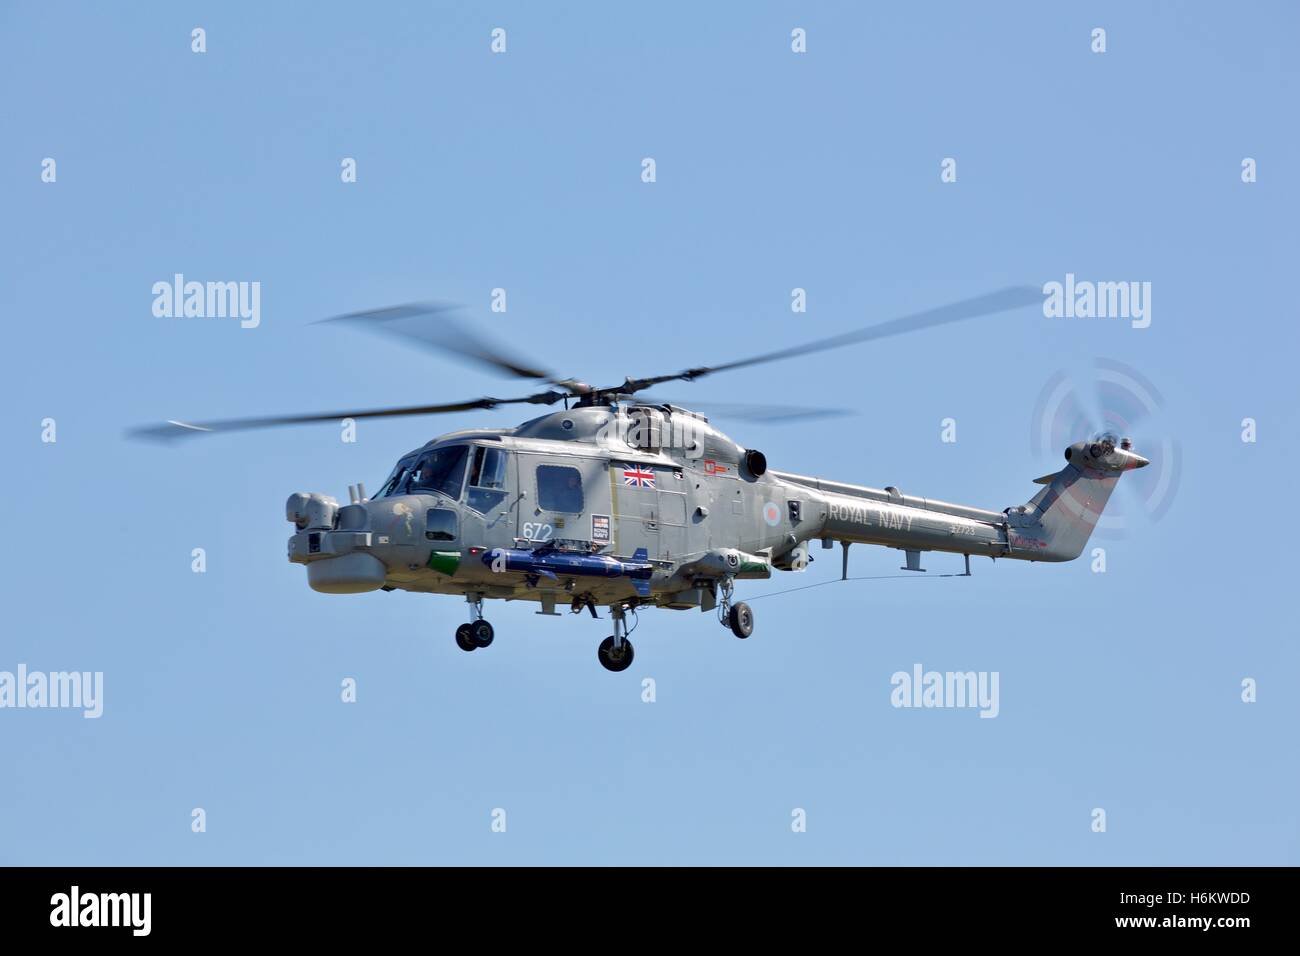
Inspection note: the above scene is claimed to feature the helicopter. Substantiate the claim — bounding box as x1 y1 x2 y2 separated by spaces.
133 287 1149 672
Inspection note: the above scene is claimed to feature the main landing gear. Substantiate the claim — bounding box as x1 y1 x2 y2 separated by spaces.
728 602 754 639
719 578 754 639
453 588 751 668
456 593 495 652
598 605 635 673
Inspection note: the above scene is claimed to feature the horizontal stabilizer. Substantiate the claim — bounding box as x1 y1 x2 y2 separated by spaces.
632 547 648 562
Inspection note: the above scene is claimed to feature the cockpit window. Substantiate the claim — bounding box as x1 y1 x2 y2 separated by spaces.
377 459 415 498
466 446 509 514
409 445 469 498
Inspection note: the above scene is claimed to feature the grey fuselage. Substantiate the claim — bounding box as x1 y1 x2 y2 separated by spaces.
285 404 1147 610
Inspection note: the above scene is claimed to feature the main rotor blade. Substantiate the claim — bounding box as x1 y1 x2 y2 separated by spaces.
319 302 556 381
640 396 853 424
128 391 568 442
621 285 1042 393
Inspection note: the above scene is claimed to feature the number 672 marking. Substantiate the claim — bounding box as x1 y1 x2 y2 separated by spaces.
522 522 553 541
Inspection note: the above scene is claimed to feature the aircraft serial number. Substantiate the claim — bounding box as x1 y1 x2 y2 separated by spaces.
522 522 554 541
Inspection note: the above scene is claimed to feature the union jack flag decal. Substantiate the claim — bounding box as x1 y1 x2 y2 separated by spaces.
622 465 656 489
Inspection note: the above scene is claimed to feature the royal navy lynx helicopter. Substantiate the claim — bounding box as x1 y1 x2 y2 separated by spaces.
134 287 1148 671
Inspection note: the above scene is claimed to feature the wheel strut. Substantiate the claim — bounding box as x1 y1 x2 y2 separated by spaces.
717 577 735 626
610 604 628 650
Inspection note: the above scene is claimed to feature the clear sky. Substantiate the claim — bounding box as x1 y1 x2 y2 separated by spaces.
2 1 1296 865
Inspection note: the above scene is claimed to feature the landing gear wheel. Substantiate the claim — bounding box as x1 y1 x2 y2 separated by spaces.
728 602 754 639
598 636 634 673
470 620 495 648
455 623 476 652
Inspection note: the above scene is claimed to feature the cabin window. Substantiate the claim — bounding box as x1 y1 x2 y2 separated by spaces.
466 446 509 514
425 508 457 541
536 464 584 514
409 445 468 499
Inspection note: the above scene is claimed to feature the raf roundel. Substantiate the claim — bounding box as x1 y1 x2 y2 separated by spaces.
762 501 782 527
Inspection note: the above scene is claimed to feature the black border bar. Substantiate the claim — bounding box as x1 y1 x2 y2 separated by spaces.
0 866 1285 941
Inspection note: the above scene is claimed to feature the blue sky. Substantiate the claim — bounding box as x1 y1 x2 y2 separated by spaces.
1 1 1296 864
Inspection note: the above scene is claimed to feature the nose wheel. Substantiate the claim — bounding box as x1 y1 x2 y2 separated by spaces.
472 620 495 647
455 594 495 652
455 623 476 652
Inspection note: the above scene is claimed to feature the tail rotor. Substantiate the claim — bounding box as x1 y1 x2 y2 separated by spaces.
1029 358 1180 539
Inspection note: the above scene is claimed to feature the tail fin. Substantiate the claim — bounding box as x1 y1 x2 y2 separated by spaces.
1016 439 1148 561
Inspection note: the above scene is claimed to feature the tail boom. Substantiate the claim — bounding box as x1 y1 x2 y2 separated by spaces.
772 438 1147 566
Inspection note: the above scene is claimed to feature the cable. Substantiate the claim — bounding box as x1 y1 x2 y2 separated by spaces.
745 572 969 602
